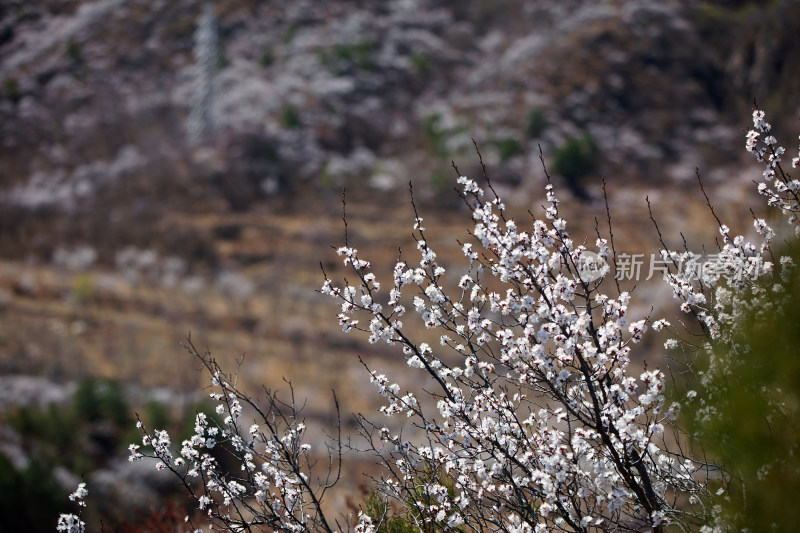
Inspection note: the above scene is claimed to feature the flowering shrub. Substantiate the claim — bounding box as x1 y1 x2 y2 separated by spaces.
58 109 800 531
684 247 800 532
659 108 800 530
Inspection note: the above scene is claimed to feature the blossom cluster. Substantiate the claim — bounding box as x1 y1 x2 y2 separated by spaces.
661 109 798 365
655 110 799 346
127 345 339 533
56 483 88 533
323 175 703 531
747 110 800 225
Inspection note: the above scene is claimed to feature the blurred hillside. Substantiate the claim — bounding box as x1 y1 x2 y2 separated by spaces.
1 0 799 265
0 0 799 527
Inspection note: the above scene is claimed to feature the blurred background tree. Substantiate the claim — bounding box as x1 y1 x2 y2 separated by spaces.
552 134 599 201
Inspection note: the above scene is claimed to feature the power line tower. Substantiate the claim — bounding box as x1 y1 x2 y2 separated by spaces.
186 3 218 146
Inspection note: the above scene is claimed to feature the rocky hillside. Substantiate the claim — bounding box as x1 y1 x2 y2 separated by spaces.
1 0 799 267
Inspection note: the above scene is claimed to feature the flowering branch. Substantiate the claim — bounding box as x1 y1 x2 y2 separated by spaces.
322 162 706 531
127 338 342 532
